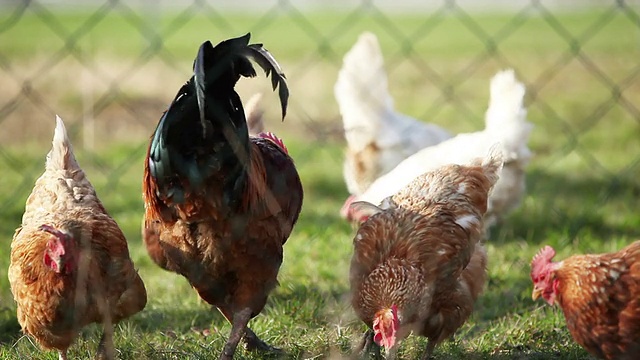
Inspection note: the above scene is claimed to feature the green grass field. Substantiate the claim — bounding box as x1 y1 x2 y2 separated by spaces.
1 4 640 359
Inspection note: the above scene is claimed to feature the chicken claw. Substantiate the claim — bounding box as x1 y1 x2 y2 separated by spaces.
243 327 283 354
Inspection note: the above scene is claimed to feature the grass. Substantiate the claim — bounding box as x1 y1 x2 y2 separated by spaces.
1 3 640 360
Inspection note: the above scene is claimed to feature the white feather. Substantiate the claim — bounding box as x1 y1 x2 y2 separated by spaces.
454 214 479 230
336 32 451 194
356 69 532 228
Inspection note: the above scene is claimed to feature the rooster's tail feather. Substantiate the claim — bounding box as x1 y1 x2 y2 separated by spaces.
147 33 288 205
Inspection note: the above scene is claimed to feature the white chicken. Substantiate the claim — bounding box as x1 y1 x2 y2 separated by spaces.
335 32 452 197
244 92 264 135
343 69 533 230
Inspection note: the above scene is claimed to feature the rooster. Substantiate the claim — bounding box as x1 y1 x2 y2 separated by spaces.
531 242 640 360
8 116 147 360
142 33 303 360
344 69 532 232
335 32 451 198
349 147 503 359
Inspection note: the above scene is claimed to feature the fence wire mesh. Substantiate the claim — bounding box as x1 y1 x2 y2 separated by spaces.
0 1 638 232
1 0 640 358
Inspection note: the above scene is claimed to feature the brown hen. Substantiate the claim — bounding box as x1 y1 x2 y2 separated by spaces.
349 147 502 359
531 242 640 360
8 116 147 360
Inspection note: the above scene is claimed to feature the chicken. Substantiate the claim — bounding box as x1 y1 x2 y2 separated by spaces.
349 147 503 359
335 32 451 197
343 69 532 231
244 92 265 135
531 242 640 360
142 33 303 360
8 116 147 360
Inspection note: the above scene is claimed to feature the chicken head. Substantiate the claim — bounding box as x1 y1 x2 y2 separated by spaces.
373 304 399 351
40 224 77 274
531 245 560 306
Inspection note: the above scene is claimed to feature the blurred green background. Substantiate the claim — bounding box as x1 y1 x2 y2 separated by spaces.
0 1 639 358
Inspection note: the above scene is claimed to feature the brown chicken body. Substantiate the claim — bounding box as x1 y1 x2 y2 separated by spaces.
531 242 640 360
144 137 301 317
349 147 502 359
142 34 302 360
8 116 147 360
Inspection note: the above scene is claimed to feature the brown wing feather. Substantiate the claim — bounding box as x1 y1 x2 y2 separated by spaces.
350 152 500 352
142 138 302 315
557 241 640 360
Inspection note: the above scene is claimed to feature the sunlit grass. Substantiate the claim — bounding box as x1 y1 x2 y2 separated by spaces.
1 4 639 360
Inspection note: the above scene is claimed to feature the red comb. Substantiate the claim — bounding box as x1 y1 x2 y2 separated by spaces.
259 132 288 154
531 245 555 276
532 246 555 264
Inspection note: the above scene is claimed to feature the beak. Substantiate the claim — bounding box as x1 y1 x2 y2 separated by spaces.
531 287 542 301
53 258 65 273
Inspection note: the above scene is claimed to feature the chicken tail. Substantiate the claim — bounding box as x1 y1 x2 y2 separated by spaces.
245 93 265 136
46 115 81 172
484 69 533 163
478 144 505 188
335 32 393 150
147 33 288 205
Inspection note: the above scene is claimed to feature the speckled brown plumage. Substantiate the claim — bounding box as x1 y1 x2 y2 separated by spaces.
8 117 147 360
350 148 502 358
532 242 640 360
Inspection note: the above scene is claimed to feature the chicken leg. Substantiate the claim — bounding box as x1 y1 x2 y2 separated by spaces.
219 307 252 360
243 327 282 353
96 324 115 360
353 330 381 359
217 306 282 356
420 339 436 360
58 350 68 360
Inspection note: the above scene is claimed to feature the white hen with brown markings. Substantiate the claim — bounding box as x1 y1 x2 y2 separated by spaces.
335 32 452 197
345 69 532 231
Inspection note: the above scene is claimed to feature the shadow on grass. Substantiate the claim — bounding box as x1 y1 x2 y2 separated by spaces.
0 307 21 346
302 175 350 202
490 168 640 246
129 304 226 334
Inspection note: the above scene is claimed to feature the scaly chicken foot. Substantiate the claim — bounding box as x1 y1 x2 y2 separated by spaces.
352 330 382 360
243 327 283 354
219 307 252 360
420 339 436 360
217 306 283 356
385 346 398 360
96 325 116 360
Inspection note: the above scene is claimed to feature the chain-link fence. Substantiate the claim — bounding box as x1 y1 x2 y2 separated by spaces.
0 0 639 358
1 0 639 239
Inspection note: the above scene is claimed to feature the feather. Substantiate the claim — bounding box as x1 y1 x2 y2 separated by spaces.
194 41 209 138
531 242 640 360
142 34 302 360
246 43 289 119
350 151 499 358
